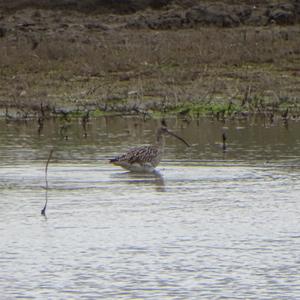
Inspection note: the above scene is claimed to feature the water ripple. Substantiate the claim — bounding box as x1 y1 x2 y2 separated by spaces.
0 117 300 299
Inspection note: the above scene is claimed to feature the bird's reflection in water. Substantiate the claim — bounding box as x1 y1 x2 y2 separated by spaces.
112 170 165 192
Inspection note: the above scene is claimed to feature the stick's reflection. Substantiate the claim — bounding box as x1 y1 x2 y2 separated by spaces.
41 187 48 219
112 170 166 192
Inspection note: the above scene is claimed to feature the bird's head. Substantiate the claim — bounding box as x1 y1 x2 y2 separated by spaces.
157 120 190 147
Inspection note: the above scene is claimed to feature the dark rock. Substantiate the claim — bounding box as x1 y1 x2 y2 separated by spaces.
295 0 300 20
232 5 252 23
245 8 269 26
95 0 172 13
149 0 173 10
84 22 110 31
0 26 6 38
1 0 173 14
127 4 256 30
155 13 186 29
60 23 69 28
186 4 242 27
126 16 148 29
269 9 295 24
267 3 296 25
2 0 300 29
132 12 186 29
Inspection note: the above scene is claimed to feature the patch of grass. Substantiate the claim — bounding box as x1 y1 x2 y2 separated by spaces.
91 109 108 117
147 100 244 119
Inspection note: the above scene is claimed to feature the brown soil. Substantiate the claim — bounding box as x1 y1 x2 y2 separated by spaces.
0 1 299 116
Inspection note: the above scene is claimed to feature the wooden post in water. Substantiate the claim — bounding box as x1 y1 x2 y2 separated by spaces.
82 110 90 138
41 149 54 216
282 108 289 129
222 132 227 152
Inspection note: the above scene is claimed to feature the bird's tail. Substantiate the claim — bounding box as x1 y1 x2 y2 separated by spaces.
109 158 118 163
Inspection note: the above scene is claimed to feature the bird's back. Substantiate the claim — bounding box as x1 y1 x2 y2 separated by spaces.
110 145 162 171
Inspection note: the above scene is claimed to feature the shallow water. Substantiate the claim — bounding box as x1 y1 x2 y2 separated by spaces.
0 116 300 299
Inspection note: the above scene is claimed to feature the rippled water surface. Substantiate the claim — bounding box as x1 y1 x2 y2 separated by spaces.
0 116 300 299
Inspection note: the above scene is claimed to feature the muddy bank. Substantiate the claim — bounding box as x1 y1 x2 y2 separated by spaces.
0 2 299 118
1 0 300 27
127 1 300 29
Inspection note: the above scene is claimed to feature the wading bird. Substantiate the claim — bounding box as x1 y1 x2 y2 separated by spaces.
109 123 190 172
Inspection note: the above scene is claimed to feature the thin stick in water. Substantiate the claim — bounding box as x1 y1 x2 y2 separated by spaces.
41 149 54 216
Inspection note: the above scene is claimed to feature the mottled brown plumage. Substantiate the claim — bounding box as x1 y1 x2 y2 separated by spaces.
109 126 189 172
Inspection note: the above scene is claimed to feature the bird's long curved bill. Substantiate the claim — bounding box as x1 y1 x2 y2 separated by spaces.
167 131 190 147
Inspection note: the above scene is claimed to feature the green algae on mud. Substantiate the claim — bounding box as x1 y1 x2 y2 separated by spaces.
1 97 300 123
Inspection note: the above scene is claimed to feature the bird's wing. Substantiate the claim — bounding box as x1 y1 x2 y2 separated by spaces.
111 146 158 164
128 146 159 164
